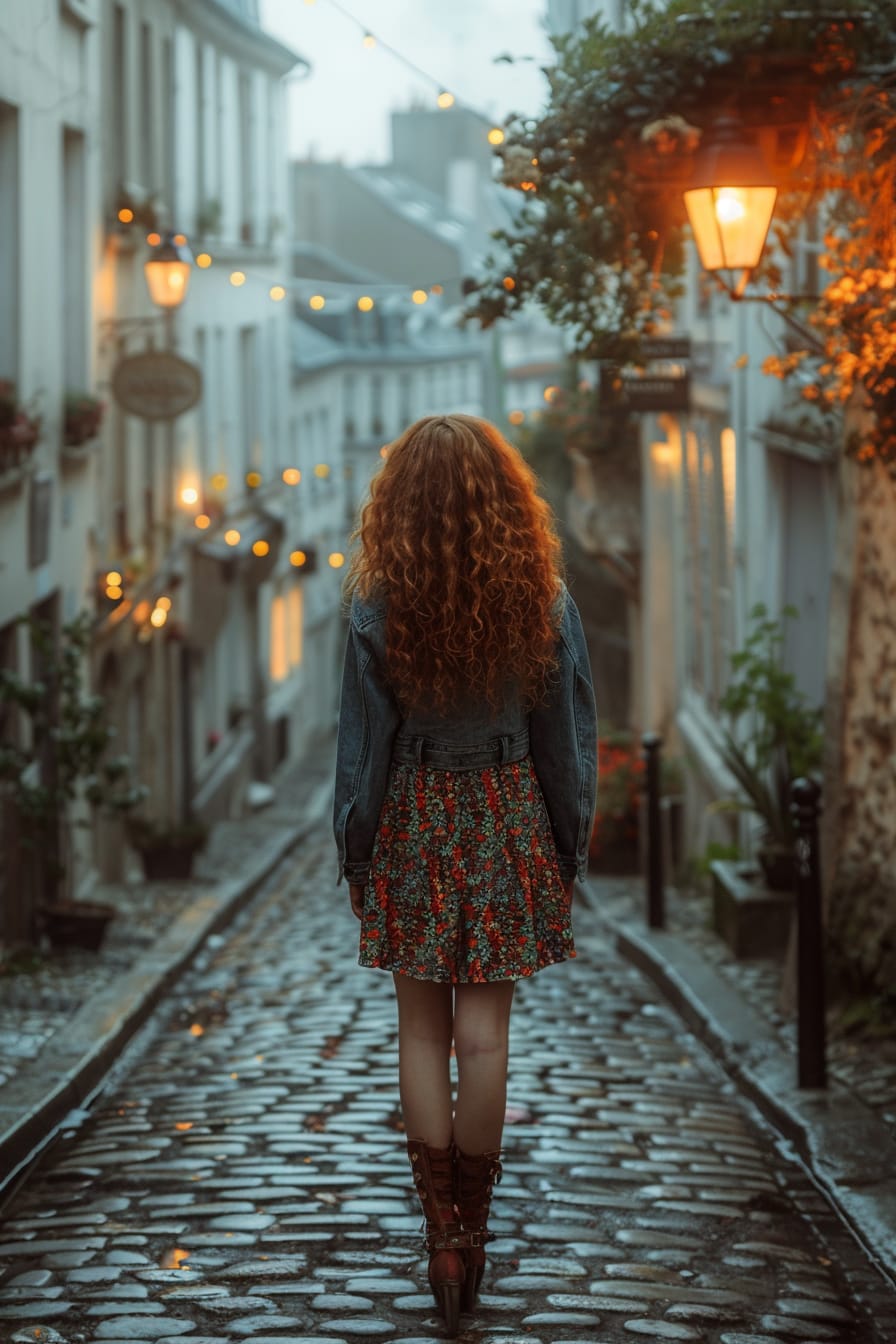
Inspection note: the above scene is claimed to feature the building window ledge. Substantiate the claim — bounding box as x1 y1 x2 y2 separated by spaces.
61 0 96 27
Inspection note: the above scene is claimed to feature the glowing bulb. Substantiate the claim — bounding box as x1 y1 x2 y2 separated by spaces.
290 550 307 567
197 252 212 268
224 529 241 546
503 276 516 291
488 128 505 146
252 540 270 557
195 514 211 529
328 552 345 568
180 486 199 506
157 596 172 611
508 410 525 426
246 471 262 488
150 607 168 628
106 585 123 600
357 295 374 312
715 187 747 225
412 289 428 305
314 463 330 478
230 271 246 287
282 467 301 485
430 284 443 296
211 473 228 491
118 207 134 223
544 385 559 403
309 294 326 310
173 233 187 246
269 285 286 302
362 32 376 48
106 570 123 586
437 91 455 109
146 232 162 246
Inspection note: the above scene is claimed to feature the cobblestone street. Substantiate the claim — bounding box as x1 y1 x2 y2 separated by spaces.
1 827 894 1344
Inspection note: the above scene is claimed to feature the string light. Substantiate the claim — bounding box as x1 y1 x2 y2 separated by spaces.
437 91 455 109
314 464 331 478
118 207 134 223
106 570 123 586
157 596 172 611
290 550 307 567
357 295 374 312
488 128 506 146
328 552 345 568
508 410 525 425
412 289 428 305
282 468 301 485
147 231 162 246
252 540 270 557
270 285 286 301
195 514 211 529
150 607 168 628
246 471 262 489
197 253 212 269
180 486 199 506
230 271 246 287
503 276 516 291
362 32 376 49
225 529 241 546
309 294 326 310
211 473 228 491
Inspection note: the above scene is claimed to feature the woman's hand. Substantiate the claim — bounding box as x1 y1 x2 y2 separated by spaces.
349 883 365 920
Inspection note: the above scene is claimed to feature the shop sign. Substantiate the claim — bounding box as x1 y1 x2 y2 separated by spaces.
112 350 203 421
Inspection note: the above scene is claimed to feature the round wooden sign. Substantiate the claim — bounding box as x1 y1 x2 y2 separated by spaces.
112 350 203 421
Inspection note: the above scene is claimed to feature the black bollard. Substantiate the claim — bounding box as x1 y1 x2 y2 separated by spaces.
791 777 827 1089
642 732 665 929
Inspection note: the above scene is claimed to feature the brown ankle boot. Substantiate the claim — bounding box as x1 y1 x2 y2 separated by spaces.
453 1145 503 1311
406 1138 467 1336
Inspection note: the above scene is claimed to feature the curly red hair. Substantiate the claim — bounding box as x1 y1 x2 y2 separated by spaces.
343 414 565 716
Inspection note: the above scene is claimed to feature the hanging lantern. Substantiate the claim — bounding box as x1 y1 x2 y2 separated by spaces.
144 232 194 310
683 117 778 292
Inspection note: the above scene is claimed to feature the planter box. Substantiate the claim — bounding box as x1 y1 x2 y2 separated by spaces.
137 844 199 881
43 900 116 951
711 859 794 959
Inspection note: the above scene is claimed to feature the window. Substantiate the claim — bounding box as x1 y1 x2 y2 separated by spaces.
139 21 154 190
238 72 253 242
371 375 384 437
112 5 127 190
682 420 736 709
161 36 175 215
62 127 87 390
270 582 303 682
239 326 259 476
0 102 20 383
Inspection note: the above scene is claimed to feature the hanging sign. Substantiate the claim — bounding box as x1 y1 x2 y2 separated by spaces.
600 364 691 414
112 350 203 421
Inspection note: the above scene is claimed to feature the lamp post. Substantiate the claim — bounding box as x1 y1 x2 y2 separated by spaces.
683 116 778 298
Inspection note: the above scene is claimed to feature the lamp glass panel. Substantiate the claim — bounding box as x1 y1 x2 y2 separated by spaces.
683 187 725 270
144 259 192 309
684 184 777 272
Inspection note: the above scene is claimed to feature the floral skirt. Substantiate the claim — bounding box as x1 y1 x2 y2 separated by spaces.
359 754 576 983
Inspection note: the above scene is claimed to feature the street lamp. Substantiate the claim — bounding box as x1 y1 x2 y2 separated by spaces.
144 232 193 310
683 116 778 298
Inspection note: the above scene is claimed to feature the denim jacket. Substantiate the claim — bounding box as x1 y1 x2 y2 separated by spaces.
333 579 598 887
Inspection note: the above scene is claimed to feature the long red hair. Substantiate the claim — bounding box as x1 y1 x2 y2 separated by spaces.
343 414 565 716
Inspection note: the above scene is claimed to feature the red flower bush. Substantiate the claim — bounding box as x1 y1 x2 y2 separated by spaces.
589 733 644 860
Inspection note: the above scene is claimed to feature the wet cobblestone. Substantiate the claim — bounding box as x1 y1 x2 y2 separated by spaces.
1 828 895 1342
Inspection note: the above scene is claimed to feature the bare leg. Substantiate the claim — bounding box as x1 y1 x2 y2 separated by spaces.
392 974 454 1147
452 981 515 1153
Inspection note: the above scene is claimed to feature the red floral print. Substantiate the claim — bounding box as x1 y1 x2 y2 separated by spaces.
360 755 576 983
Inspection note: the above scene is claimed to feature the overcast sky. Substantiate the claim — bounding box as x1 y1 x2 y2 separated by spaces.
259 0 554 165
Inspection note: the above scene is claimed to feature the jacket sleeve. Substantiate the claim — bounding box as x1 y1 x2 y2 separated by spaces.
333 609 403 888
528 587 598 882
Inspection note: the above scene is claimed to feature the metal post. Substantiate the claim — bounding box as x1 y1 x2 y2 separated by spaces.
791 777 826 1089
179 642 195 825
642 731 665 929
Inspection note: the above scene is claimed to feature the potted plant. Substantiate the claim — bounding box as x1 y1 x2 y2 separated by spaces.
716 603 824 890
0 613 146 949
64 391 105 448
0 380 42 471
125 815 209 881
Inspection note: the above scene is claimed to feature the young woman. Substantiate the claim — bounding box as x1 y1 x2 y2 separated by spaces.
333 413 597 1335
